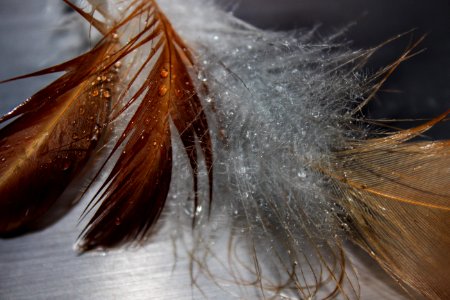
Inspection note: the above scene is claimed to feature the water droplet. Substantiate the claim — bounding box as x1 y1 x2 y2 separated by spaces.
102 90 111 98
275 85 284 93
297 170 306 178
72 133 79 140
195 205 203 215
114 61 122 68
79 106 85 115
160 68 169 78
0 157 5 163
115 218 121 225
91 90 99 97
158 85 168 96
62 161 71 171
153 141 157 146
112 33 119 40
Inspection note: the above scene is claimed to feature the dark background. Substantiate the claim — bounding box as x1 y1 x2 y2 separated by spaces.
234 0 450 138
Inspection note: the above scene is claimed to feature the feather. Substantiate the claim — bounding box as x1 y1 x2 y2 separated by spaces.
76 0 213 251
0 31 119 234
329 110 450 298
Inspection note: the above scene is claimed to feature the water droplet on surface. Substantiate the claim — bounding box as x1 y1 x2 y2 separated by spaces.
72 133 79 140
160 68 169 78
275 85 284 93
115 218 121 225
297 170 306 178
102 90 111 98
0 157 5 163
158 85 168 96
114 61 122 68
62 161 71 171
91 90 99 97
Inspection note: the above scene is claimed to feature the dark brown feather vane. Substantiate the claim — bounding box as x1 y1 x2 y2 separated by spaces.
0 35 120 234
77 0 213 251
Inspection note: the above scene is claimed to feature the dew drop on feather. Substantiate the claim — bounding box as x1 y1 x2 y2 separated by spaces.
62 161 71 171
102 90 111 98
160 68 169 78
158 85 168 96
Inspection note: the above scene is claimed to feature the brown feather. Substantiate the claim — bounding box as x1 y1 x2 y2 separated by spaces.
0 36 120 234
328 111 450 298
77 0 213 251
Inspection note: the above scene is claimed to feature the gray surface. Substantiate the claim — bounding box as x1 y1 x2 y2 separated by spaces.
0 0 446 299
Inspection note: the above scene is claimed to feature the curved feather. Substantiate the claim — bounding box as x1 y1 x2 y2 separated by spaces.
330 111 450 298
77 0 213 251
0 36 119 234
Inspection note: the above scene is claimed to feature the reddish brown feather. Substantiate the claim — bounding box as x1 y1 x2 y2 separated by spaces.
0 37 119 234
77 1 213 250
